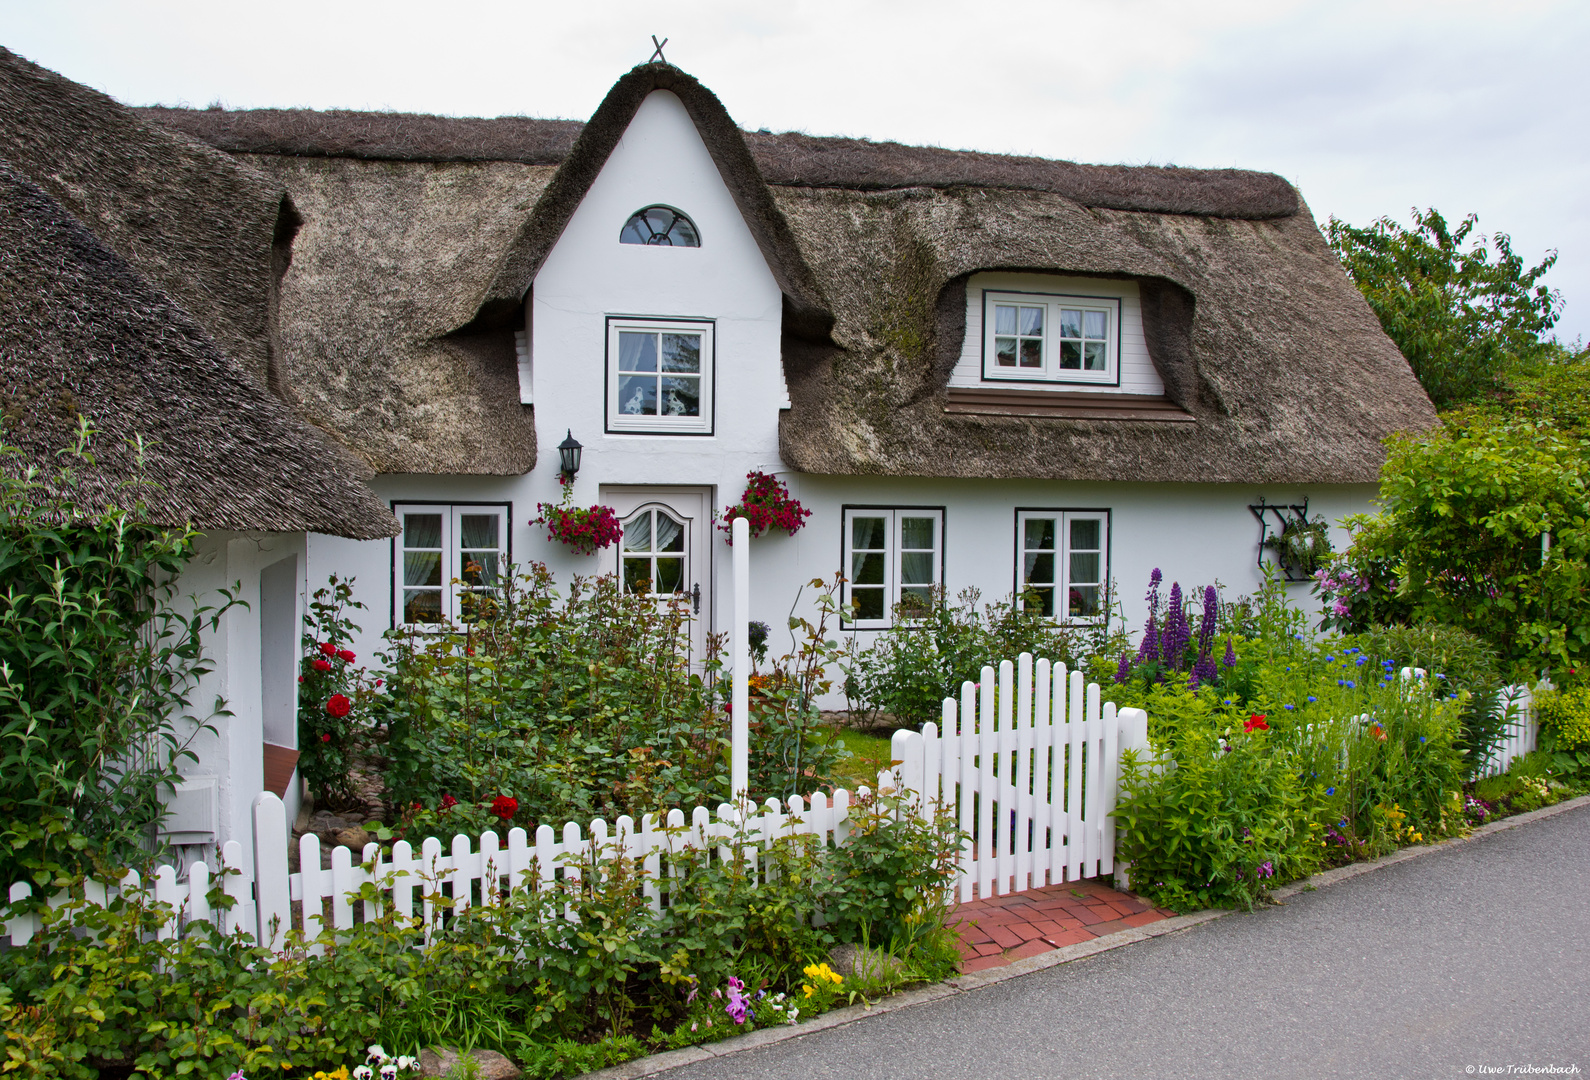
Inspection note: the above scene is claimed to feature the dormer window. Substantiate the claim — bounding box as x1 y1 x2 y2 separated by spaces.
982 290 1121 386
620 205 701 247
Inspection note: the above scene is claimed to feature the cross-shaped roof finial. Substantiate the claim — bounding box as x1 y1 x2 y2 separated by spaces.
649 35 669 64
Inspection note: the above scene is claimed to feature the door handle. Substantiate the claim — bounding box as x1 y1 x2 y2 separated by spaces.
691 582 700 614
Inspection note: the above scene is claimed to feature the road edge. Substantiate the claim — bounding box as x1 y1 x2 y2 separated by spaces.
583 793 1590 1079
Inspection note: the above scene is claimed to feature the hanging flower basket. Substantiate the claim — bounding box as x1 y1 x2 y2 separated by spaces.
534 499 622 556
720 471 811 543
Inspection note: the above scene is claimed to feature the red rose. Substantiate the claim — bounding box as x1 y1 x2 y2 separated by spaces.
375 679 384 688
1244 714 1269 733
312 659 332 673
321 733 331 742
490 795 518 821
325 694 352 718
337 648 356 663
297 676 304 684
319 642 336 657
441 793 459 809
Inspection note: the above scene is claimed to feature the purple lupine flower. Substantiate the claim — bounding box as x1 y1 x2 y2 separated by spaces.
1115 651 1132 684
1138 569 1163 663
1197 585 1218 657
1223 637 1236 668
1192 652 1219 686
1161 583 1189 669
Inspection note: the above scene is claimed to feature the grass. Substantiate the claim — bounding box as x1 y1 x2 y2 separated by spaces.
828 726 897 790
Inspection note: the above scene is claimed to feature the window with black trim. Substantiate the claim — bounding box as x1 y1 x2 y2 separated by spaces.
394 504 509 625
842 508 944 628
620 205 701 246
606 317 714 435
983 291 1122 385
1016 510 1109 620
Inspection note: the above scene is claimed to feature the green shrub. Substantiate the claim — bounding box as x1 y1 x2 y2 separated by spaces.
820 789 963 947
0 432 234 884
1356 623 1507 776
844 587 1085 728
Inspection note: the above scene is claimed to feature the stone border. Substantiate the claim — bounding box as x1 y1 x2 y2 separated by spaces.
584 794 1590 1079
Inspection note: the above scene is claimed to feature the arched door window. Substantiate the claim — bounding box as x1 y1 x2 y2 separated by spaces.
621 506 687 596
620 205 700 247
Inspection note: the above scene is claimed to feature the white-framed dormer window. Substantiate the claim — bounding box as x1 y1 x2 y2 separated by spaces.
606 317 715 435
1015 509 1109 621
842 507 945 628
393 503 509 626
982 291 1122 386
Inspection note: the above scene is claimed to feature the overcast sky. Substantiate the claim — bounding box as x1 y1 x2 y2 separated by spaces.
6 0 1587 342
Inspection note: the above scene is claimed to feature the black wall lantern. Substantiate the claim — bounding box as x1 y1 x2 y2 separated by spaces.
557 429 583 483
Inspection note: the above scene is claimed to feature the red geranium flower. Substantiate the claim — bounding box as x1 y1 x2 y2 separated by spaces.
312 658 332 673
1244 714 1269 733
490 795 518 821
337 648 356 663
319 642 336 657
325 694 352 718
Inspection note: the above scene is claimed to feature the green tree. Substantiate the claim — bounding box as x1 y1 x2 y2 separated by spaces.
1342 419 1590 682
1327 208 1563 409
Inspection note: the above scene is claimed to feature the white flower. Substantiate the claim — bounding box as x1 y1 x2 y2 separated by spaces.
366 1045 388 1063
397 1058 418 1072
353 1068 373 1080
381 1066 397 1080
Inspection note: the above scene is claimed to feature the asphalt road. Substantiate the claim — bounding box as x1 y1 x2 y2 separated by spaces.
664 802 1590 1080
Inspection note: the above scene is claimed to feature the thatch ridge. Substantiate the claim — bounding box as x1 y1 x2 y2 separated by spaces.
0 163 397 538
139 104 1298 220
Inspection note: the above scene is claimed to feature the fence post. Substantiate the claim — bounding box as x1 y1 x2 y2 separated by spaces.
890 728 924 808
731 515 749 804
1112 706 1150 891
252 792 291 950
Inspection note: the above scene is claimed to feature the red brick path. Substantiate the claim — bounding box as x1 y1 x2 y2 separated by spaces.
947 879 1176 973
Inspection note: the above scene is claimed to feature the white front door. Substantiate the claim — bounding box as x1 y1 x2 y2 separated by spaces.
600 487 712 666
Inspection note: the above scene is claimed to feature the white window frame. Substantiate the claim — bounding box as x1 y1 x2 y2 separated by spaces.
982 291 1122 387
605 316 715 435
392 503 511 627
1014 509 1110 623
841 507 945 629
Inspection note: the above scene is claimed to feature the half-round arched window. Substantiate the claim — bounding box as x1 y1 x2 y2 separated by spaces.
620 205 701 247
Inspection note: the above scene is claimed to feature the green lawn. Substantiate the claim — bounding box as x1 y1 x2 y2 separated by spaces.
827 726 898 791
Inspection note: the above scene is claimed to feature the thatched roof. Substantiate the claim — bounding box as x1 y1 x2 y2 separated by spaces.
0 48 395 538
133 62 1435 483
0 162 398 537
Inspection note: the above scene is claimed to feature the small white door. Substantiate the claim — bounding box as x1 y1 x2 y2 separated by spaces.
600 487 712 665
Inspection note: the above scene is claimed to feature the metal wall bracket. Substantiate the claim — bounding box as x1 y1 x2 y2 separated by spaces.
1249 497 1313 582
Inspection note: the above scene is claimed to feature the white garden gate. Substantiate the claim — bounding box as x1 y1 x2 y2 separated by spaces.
887 653 1149 902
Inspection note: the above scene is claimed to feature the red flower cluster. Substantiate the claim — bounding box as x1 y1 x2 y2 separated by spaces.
440 793 459 809
490 795 518 821
534 501 623 556
325 693 352 718
720 471 811 543
1244 714 1270 733
312 658 332 673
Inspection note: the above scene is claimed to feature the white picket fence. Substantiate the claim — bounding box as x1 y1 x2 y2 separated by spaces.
889 654 1148 903
1479 684 1539 778
5 787 880 951
5 654 1148 949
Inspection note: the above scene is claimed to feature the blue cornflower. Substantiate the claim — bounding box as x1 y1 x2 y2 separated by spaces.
1326 786 1336 796
1419 736 1427 743
1337 679 1345 686
1324 654 1335 662
1338 819 1347 828
1307 695 1317 703
1284 703 1294 710
1355 656 1368 666
1345 680 1356 689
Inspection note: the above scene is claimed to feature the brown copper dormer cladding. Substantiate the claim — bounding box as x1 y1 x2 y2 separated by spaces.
944 389 1196 422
